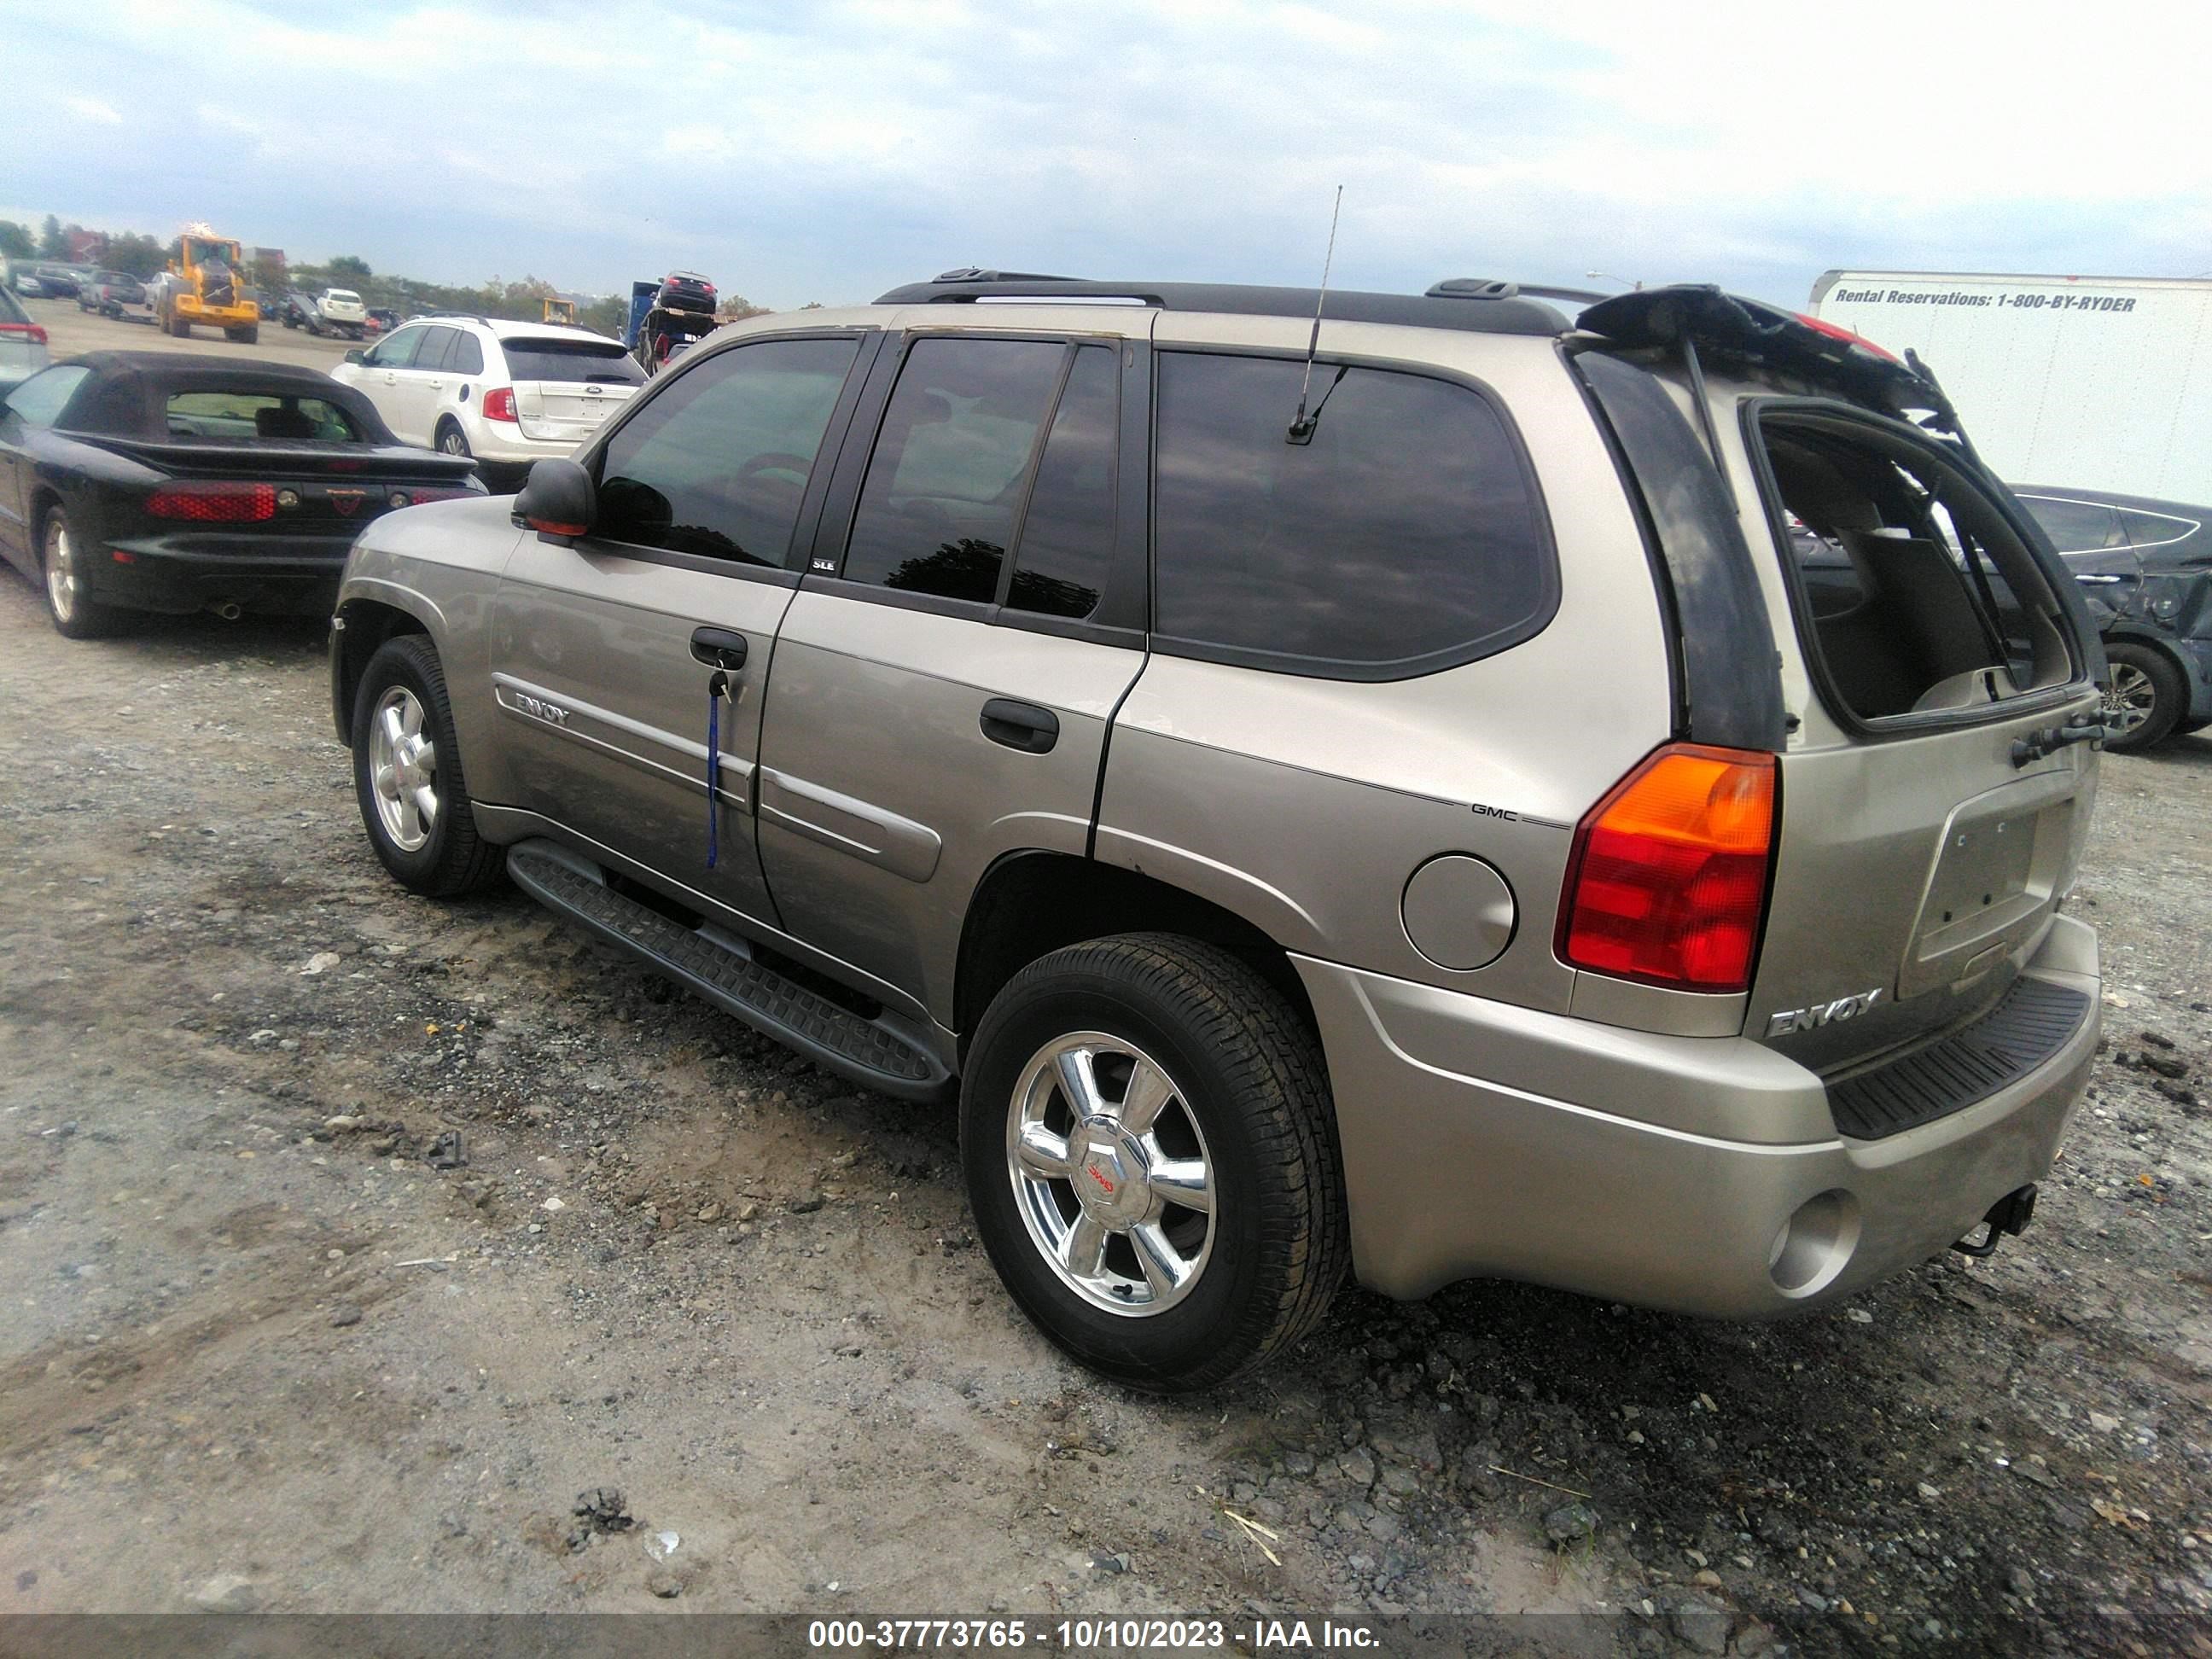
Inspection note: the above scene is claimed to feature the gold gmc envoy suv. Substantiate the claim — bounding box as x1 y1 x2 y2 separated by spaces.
329 272 2107 1391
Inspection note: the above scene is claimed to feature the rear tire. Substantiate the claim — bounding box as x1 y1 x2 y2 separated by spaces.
961 934 1348 1393
351 635 504 897
436 421 473 460
39 507 123 640
2101 643 2186 752
167 314 190 339
226 324 259 345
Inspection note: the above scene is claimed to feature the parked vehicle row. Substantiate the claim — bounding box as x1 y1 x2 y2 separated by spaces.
307 272 2107 1390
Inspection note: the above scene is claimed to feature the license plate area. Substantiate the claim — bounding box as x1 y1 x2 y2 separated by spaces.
1901 790 2071 998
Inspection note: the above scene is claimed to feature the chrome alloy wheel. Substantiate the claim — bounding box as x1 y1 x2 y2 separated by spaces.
368 685 439 852
1005 1033 1214 1316
2102 662 2157 737
44 515 79 623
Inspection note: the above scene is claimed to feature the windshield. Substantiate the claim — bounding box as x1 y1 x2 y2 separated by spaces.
499 337 645 385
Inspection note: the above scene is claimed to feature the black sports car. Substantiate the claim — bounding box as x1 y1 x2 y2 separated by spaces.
0 352 483 637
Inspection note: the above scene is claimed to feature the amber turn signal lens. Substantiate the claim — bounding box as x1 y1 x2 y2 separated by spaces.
1557 743 1778 993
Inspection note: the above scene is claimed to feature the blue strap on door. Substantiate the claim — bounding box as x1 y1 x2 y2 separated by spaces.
705 670 728 869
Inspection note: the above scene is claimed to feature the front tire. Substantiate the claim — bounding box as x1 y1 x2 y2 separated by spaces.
961 934 1348 1393
39 507 122 639
2102 643 2186 752
167 314 190 339
226 324 259 344
351 636 504 897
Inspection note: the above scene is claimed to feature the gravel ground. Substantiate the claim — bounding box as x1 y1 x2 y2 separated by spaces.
21 293 365 371
0 566 2209 1656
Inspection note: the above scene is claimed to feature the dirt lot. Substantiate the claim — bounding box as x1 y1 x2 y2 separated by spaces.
0 559 2209 1654
21 293 365 373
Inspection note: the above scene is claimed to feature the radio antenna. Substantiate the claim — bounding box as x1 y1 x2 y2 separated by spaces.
1286 185 1345 445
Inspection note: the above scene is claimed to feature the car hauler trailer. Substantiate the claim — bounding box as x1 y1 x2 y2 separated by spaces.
1811 271 2212 502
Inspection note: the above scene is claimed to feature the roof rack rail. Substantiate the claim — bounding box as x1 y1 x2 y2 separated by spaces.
1427 276 1610 306
873 274 1569 337
416 310 492 324
932 267 1079 283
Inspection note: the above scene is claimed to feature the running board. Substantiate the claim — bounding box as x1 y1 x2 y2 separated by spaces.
506 841 952 1103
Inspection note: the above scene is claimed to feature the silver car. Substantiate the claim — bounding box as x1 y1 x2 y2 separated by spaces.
0 283 49 394
329 272 2107 1391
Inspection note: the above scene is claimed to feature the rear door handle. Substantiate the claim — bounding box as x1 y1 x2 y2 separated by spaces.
690 627 749 672
980 698 1058 754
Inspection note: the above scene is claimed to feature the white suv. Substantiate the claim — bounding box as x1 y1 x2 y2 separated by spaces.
317 288 369 339
329 316 645 480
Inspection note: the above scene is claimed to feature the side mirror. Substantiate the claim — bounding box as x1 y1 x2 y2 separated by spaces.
343 348 365 365
515 457 595 544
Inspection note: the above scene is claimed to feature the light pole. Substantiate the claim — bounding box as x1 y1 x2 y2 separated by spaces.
1586 271 1644 292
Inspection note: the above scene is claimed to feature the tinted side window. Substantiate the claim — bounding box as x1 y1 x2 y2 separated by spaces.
1152 354 1551 670
450 332 486 376
1007 345 1117 619
369 329 424 370
2121 507 2197 549
596 337 859 566
2023 497 2122 552
411 326 457 373
841 338 1066 603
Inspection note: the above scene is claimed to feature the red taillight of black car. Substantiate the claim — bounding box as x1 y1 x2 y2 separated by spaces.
147 482 277 522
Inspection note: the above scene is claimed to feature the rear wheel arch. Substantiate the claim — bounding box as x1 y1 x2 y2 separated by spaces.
332 599 432 746
955 852 1324 1063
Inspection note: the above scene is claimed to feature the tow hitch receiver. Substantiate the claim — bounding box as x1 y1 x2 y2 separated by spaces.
1953 1185 2037 1258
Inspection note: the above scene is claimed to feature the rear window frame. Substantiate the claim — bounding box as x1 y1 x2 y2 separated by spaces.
1144 342 1561 684
1741 394 2095 740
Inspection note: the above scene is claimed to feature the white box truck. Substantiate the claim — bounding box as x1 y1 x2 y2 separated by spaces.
1809 271 2212 501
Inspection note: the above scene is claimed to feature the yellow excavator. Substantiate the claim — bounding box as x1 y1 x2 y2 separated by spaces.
153 228 260 344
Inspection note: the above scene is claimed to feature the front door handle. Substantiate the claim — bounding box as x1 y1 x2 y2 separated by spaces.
690 627 749 672
980 698 1058 754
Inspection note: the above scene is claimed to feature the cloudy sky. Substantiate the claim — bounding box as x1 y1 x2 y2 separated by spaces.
9 0 2209 311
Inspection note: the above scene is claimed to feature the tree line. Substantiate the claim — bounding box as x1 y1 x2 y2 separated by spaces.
2 215 795 337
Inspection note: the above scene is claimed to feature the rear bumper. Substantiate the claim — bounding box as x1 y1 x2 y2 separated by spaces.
466 426 589 466
1296 911 2098 1315
87 534 353 617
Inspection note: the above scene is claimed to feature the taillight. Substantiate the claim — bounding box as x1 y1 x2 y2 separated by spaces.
0 322 46 346
1557 743 1777 993
482 387 517 422
147 482 276 522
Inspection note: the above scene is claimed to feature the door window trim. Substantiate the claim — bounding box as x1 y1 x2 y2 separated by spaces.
559 328 883 583
1141 342 1561 683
